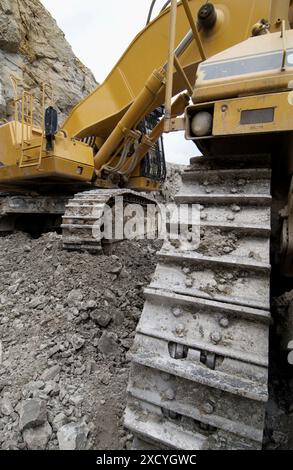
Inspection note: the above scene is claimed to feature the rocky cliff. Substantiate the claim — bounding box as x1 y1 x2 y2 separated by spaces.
0 0 96 126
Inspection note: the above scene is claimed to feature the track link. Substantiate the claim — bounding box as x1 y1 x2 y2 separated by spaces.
125 155 272 450
62 189 156 252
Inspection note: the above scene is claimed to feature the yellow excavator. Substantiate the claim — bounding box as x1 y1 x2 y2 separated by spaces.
0 0 293 450
0 0 285 246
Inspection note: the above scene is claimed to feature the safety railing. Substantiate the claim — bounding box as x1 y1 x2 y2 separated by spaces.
10 76 53 168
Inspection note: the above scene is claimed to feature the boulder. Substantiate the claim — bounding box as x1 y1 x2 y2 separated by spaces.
23 422 52 450
70 334 85 351
40 365 61 382
19 399 47 431
90 311 112 327
98 331 120 357
57 422 89 450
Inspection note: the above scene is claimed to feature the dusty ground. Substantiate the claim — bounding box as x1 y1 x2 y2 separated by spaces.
0 231 162 450
0 230 292 450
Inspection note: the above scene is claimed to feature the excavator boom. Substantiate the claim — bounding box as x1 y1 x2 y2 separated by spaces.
63 0 282 142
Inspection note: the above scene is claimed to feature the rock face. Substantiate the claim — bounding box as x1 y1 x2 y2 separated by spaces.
0 0 96 125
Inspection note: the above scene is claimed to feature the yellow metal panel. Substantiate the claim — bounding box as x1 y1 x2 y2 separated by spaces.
0 122 94 185
194 30 293 103
0 123 18 166
52 135 94 166
126 177 160 192
0 122 42 166
0 156 94 184
213 91 293 135
270 0 291 30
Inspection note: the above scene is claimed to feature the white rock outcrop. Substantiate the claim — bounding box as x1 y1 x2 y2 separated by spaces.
0 0 96 125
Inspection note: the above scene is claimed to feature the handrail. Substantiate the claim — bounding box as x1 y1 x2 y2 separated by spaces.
17 82 53 168
164 0 178 131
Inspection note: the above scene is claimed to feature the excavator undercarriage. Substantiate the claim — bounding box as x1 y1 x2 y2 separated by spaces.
125 153 272 450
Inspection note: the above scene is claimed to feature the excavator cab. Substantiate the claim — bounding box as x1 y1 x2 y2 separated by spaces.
139 108 167 183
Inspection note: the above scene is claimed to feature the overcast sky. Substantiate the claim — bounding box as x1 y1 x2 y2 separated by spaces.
41 0 198 164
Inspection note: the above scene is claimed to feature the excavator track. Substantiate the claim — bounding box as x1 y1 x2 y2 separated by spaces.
62 189 157 252
125 154 272 450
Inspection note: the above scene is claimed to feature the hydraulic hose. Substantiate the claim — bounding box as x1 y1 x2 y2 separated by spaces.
160 1 171 13
146 0 172 26
146 0 158 25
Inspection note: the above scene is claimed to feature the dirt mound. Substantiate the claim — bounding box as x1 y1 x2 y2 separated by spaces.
0 231 162 450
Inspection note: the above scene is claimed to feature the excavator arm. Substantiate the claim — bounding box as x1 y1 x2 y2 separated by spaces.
62 0 286 177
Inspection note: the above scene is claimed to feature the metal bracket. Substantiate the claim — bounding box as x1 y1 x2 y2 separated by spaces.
167 117 185 132
164 0 203 132
181 0 206 61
